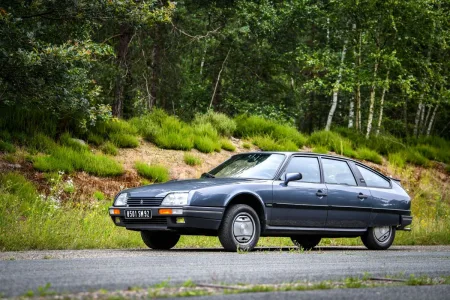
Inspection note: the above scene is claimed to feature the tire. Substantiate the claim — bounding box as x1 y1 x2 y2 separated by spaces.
361 226 396 250
291 236 321 250
218 204 261 252
140 231 180 250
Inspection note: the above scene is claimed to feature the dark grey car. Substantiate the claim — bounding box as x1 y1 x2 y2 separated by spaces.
109 152 412 251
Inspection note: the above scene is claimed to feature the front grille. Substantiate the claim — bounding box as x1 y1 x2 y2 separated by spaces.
127 197 164 207
121 217 167 225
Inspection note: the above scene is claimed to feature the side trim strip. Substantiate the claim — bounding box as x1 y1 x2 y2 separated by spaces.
272 203 410 215
265 225 367 233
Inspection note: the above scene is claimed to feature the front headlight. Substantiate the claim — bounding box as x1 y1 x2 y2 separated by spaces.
114 193 128 206
161 192 189 206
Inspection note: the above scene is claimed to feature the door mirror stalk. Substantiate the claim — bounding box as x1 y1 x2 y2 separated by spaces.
283 173 302 186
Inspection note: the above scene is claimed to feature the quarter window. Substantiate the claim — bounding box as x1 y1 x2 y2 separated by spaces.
283 157 321 183
356 165 390 188
321 159 356 186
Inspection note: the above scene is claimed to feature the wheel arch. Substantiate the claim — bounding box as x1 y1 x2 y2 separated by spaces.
223 192 267 229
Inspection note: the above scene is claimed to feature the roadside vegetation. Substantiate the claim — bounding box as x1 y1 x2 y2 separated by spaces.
0 111 449 250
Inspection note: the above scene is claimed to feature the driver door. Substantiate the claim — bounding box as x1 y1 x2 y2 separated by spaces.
270 156 328 227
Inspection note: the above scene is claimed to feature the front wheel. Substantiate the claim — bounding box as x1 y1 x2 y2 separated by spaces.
361 226 396 250
218 204 260 252
141 231 180 250
291 236 321 250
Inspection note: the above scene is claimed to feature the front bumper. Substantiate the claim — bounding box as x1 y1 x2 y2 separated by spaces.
109 206 224 232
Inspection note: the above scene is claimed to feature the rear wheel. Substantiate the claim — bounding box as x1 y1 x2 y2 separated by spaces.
291 236 321 250
218 204 260 252
141 231 180 250
361 226 395 250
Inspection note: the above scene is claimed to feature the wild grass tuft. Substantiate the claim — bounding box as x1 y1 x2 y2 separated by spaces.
242 142 251 149
0 140 16 153
235 115 307 147
308 130 353 156
194 136 220 153
101 142 119 156
312 146 328 154
355 147 383 164
252 136 298 151
194 110 236 137
220 139 236 151
135 162 169 183
33 146 123 177
60 132 89 151
388 152 406 168
86 133 104 146
28 133 58 154
109 133 139 148
184 153 202 166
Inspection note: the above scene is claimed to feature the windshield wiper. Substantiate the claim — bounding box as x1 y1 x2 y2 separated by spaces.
201 172 215 178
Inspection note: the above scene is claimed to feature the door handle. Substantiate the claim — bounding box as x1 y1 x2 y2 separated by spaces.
358 193 368 199
316 190 327 197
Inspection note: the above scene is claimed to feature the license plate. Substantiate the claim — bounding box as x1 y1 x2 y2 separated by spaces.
125 210 152 219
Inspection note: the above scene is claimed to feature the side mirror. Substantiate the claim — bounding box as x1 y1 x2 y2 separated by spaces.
284 173 302 186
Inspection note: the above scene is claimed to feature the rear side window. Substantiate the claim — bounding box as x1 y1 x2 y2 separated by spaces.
356 165 390 188
321 159 356 186
283 156 321 183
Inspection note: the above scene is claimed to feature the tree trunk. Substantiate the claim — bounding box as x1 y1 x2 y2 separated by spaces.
426 104 439 136
413 99 423 137
422 104 432 135
200 40 207 75
348 98 354 128
150 25 161 110
113 24 133 117
375 70 389 136
209 49 231 110
354 28 362 131
365 61 379 138
325 40 348 131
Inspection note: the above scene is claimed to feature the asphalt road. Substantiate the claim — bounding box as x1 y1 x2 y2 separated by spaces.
1 246 450 298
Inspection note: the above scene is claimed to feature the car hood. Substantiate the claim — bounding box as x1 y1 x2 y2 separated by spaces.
123 178 255 198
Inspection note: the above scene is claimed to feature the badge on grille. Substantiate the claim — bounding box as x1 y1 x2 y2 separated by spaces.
140 200 144 205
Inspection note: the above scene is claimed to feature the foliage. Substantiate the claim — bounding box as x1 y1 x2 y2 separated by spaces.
33 146 123 177
355 148 383 165
0 140 16 153
252 136 298 151
220 139 236 152
193 111 237 137
87 134 104 146
388 153 406 168
308 131 353 156
109 133 139 148
184 153 202 166
242 142 252 149
312 146 328 154
101 142 119 156
135 162 169 183
60 132 89 152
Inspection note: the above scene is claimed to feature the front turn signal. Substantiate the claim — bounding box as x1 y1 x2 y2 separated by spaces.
159 208 172 215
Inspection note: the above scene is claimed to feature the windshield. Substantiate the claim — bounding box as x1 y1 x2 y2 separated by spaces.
207 153 285 179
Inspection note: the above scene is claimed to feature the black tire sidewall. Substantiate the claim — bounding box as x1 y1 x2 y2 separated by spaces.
291 236 321 250
219 204 261 252
361 226 396 250
141 231 180 250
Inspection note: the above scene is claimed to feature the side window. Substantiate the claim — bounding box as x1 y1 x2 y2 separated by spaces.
356 165 390 188
282 157 321 183
321 159 357 186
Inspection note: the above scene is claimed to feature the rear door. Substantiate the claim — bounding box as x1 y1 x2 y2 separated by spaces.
271 156 328 227
321 158 372 228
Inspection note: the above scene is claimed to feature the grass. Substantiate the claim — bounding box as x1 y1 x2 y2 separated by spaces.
235 115 307 148
242 142 251 149
101 141 119 156
135 162 169 183
86 133 104 146
109 133 139 148
60 132 89 152
220 139 236 151
355 147 383 164
312 146 328 154
184 152 202 166
252 136 298 151
194 136 221 153
308 130 354 155
33 146 124 177
194 110 236 137
0 140 16 153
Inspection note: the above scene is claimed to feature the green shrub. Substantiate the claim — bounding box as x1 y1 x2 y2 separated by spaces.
95 118 138 136
28 133 58 154
220 139 236 151
252 136 298 151
312 146 328 154
194 110 236 136
135 162 169 182
33 146 123 177
242 142 251 149
93 191 105 201
109 133 139 148
401 149 431 167
87 133 104 146
129 114 159 140
414 144 450 163
184 152 202 166
101 142 119 156
308 130 353 155
446 165 450 174
356 147 383 164
235 115 306 147
194 136 220 153
0 140 16 153
155 131 194 150
60 132 89 152
193 123 219 139
0 130 12 142
388 152 406 168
